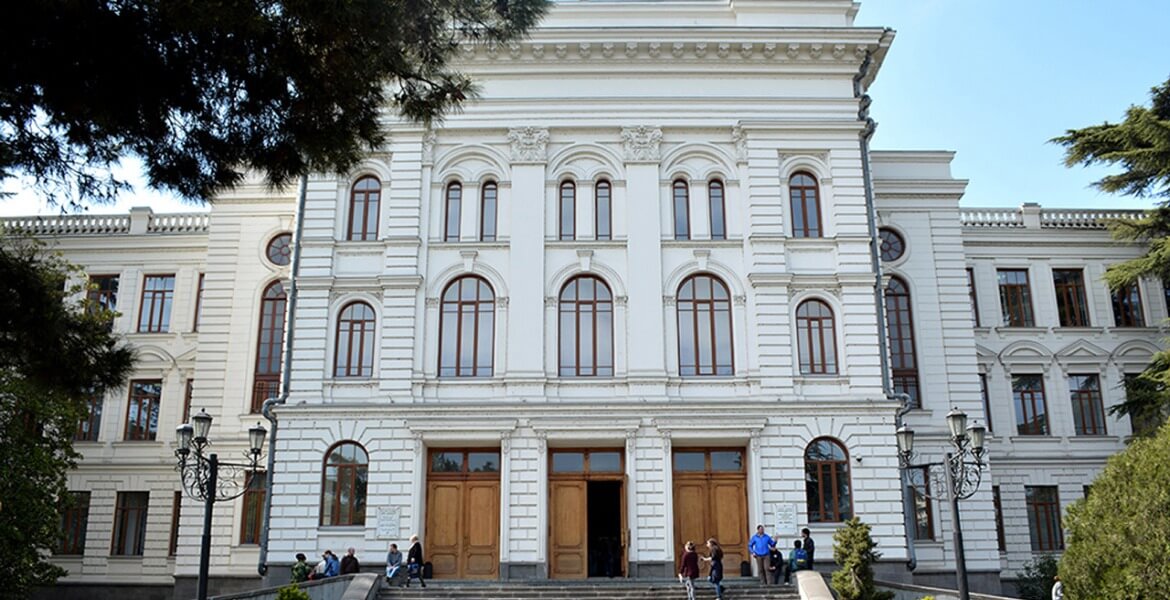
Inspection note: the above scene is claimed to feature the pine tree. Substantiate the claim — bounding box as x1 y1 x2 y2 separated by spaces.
830 517 894 600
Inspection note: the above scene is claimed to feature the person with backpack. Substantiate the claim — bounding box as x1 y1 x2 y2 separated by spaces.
784 540 809 586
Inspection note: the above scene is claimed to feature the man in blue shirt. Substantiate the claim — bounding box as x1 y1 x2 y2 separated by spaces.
748 524 776 585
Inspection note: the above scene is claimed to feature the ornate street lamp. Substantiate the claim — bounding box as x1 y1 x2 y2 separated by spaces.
896 407 987 600
175 409 266 600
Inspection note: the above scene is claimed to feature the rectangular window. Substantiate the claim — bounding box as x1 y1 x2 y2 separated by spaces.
169 491 181 557
908 466 934 540
559 182 575 241
1012 374 1049 435
708 181 726 240
595 182 612 241
240 471 266 545
1112 283 1145 327
111 492 149 556
182 379 194 424
87 274 120 313
1069 374 1107 435
992 486 1006 552
967 268 980 326
1025 486 1064 551
124 380 162 441
75 393 103 442
479 183 497 242
673 181 690 240
980 373 993 432
997 269 1035 327
58 491 91 555
444 184 461 242
192 273 205 332
138 274 175 333
1053 269 1090 327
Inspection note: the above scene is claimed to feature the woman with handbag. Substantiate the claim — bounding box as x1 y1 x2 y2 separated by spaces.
405 534 427 588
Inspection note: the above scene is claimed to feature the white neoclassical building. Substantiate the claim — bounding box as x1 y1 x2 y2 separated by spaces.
14 2 1161 599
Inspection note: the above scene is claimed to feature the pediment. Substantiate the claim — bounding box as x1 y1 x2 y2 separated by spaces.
1055 340 1109 359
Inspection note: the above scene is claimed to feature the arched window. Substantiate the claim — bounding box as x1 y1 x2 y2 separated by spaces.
252 281 286 413
708 180 726 240
347 177 380 241
439 276 494 377
885 277 920 408
595 180 612 241
321 441 368 526
444 182 462 242
335 302 376 378
677 274 734 376
796 299 838 375
559 181 576 240
673 180 690 240
480 181 497 242
789 172 822 238
559 276 614 377
804 437 852 522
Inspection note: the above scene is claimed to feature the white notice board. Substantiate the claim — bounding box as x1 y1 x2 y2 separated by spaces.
376 506 401 540
774 503 798 537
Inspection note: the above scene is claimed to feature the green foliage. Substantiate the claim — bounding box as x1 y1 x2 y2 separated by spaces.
1013 554 1059 600
276 584 311 600
0 0 550 207
830 517 894 600
0 235 135 600
1059 421 1170 599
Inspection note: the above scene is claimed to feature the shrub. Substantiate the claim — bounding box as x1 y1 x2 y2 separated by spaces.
276 584 311 600
830 517 895 600
1014 554 1058 600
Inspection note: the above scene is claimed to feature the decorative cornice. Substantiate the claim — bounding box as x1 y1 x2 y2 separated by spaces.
621 126 662 162
456 39 878 67
507 127 549 163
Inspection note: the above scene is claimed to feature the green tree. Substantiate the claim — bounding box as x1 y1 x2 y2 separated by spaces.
830 517 894 600
0 0 548 207
1059 421 1170 599
0 236 135 599
1013 554 1059 600
1053 77 1170 431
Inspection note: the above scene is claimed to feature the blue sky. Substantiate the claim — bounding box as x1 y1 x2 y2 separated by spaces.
1 0 1167 215
856 0 1169 209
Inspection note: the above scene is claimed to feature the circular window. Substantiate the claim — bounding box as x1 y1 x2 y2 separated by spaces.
266 233 292 266
878 228 905 262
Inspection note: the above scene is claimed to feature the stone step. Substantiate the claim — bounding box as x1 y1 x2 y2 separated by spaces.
378 580 801 600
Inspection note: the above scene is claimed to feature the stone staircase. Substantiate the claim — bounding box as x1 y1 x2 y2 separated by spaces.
378 579 802 600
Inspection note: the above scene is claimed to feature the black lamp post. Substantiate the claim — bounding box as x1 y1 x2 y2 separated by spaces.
175 409 267 600
896 407 987 600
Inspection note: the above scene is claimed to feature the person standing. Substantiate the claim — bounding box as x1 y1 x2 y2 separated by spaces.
406 534 427 588
801 528 816 569
340 547 360 575
700 538 725 600
290 553 311 583
748 524 776 584
1052 575 1063 600
678 541 700 600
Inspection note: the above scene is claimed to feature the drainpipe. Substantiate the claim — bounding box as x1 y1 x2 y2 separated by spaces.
854 40 917 571
258 173 309 576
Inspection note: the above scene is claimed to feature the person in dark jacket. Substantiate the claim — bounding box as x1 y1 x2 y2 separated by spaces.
700 538 724 600
678 541 700 600
801 528 816 569
340 547 360 575
406 534 427 588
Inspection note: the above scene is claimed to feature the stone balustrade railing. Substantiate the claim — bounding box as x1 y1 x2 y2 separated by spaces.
959 209 1024 228
148 213 210 233
962 205 1144 230
1039 209 1142 229
0 209 209 236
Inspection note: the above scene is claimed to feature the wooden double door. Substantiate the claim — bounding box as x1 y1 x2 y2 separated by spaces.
548 449 627 579
672 449 749 575
425 449 501 579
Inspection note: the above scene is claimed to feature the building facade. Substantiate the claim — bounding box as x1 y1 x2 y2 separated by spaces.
11 1 1160 599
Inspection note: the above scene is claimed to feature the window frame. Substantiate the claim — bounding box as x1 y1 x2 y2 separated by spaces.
347 176 381 241
334 301 377 378
559 180 576 241
804 437 852 523
169 491 181 556
672 179 690 240
111 491 149 556
1052 269 1090 327
558 276 615 377
992 485 1006 552
252 281 286 413
75 392 103 442
240 471 266 544
479 181 498 242
58 491 91 556
676 274 735 377
1069 373 1107 436
1025 486 1064 552
320 441 369 527
789 172 822 238
878 228 905 262
796 299 839 375
124 379 162 441
979 373 993 433
87 273 120 315
967 267 980 327
1012 374 1050 436
192 273 205 332
437 276 495 378
137 273 175 333
885 277 919 408
997 269 1035 327
708 179 726 241
1112 283 1146 327
444 182 462 242
594 179 612 241
908 466 934 541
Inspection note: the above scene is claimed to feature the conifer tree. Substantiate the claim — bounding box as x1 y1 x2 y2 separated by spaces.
830 517 894 600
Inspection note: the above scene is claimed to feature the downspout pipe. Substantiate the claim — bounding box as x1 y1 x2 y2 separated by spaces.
258 173 308 577
854 40 917 571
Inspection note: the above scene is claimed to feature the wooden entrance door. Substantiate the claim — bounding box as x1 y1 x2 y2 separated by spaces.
672 449 748 574
425 449 501 579
549 480 587 578
548 449 627 579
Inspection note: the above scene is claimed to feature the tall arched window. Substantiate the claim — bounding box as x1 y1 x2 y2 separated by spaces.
796 299 838 375
804 437 852 522
677 274 734 376
321 441 368 526
439 276 494 377
789 172 822 238
559 181 576 240
708 179 726 240
595 180 612 241
559 276 614 377
673 180 690 240
480 181 497 242
444 182 462 242
252 281 286 413
347 176 380 241
335 302 376 378
885 277 920 408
